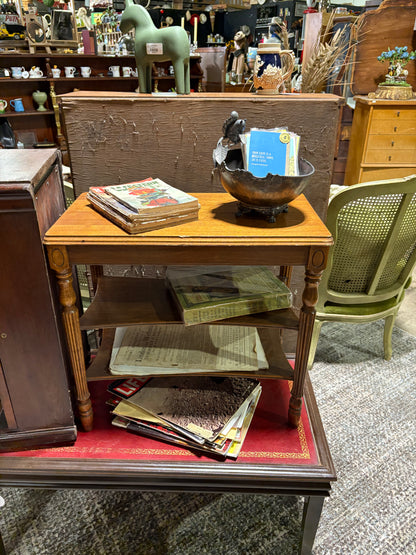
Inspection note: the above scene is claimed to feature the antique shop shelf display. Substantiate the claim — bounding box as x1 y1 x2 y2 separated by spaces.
0 52 205 146
0 52 140 146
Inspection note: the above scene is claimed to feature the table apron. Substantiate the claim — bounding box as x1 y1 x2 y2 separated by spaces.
0 476 332 495
64 244 322 267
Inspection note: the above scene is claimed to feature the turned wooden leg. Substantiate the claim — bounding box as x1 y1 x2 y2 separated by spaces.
0 529 5 555
47 245 93 431
289 248 328 427
89 264 104 295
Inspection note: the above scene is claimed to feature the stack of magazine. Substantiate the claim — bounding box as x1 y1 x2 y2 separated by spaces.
86 177 200 234
240 128 300 178
107 376 262 459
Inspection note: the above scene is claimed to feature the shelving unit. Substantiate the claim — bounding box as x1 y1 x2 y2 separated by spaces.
81 275 297 381
0 52 138 146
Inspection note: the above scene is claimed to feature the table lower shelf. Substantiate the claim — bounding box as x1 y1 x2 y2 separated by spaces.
86 327 294 381
0 374 334 488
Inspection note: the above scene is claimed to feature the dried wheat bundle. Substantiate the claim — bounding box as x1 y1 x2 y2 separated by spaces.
301 22 350 93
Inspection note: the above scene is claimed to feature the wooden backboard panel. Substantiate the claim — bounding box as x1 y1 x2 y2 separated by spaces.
60 91 343 222
351 0 416 95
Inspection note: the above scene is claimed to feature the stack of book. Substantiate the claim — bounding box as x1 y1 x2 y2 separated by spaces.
240 128 300 178
86 177 200 234
165 265 292 326
107 376 262 459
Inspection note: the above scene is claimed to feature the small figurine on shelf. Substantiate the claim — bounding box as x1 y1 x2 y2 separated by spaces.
230 31 248 84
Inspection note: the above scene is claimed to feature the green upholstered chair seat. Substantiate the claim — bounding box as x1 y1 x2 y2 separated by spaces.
322 296 398 316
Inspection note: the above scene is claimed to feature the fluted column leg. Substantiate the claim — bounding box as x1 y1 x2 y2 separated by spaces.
279 265 293 287
47 245 93 431
289 247 328 428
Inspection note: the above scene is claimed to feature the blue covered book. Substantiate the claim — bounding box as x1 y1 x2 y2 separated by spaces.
247 129 289 177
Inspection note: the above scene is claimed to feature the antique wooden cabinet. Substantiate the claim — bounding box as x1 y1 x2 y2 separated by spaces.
344 96 416 185
0 149 76 452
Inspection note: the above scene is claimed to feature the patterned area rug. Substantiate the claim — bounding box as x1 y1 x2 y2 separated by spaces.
0 321 415 554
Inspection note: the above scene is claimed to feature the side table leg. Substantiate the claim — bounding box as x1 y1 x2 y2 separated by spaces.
290 248 327 427
47 246 93 431
300 495 325 554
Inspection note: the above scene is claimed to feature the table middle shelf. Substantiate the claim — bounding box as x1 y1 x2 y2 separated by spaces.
79 275 300 330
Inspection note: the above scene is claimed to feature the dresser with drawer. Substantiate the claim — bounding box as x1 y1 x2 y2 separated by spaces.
344 96 416 185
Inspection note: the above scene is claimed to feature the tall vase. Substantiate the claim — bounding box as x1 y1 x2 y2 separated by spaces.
32 90 48 112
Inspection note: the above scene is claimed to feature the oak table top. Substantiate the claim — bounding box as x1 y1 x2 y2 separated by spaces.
44 193 333 266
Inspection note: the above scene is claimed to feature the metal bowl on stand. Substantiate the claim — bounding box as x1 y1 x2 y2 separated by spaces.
214 145 315 223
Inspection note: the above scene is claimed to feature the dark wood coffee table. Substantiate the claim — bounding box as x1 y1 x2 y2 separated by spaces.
0 375 335 554
2 191 335 553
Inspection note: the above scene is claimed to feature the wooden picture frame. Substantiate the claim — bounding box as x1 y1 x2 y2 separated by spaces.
50 9 77 44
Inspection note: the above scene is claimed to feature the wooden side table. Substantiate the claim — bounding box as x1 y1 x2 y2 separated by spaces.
43 192 332 433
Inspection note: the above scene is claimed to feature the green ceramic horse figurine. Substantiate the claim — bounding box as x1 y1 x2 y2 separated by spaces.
120 1 190 94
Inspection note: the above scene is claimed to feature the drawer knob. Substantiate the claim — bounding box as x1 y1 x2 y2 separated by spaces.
391 141 395 147
388 155 392 161
394 126 398 132
397 111 400 117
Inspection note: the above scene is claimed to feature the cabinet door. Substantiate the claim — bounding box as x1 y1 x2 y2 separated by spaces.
0 191 74 432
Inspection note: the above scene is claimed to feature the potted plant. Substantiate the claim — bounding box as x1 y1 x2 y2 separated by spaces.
370 46 416 100
378 46 415 86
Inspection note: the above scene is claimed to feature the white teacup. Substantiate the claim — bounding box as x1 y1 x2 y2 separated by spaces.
132 68 138 78
65 66 76 78
11 66 25 79
80 66 91 78
122 67 133 77
51 68 61 78
109 65 120 77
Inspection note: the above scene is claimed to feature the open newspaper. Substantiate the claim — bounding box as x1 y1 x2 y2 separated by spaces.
109 324 269 375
